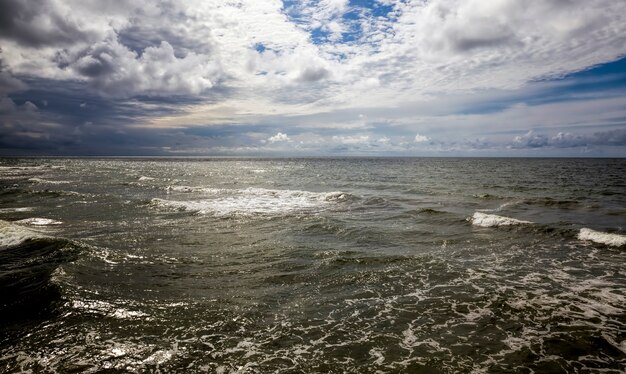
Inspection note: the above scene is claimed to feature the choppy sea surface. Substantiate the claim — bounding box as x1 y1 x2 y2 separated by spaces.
1 157 625 373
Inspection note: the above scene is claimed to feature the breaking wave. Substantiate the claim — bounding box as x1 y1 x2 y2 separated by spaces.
0 220 77 324
0 219 46 249
153 187 354 216
578 228 626 247
16 218 63 226
28 178 71 185
470 212 533 227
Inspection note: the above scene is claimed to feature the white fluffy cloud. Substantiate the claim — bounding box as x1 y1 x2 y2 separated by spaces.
268 132 290 143
69 38 219 97
414 133 430 143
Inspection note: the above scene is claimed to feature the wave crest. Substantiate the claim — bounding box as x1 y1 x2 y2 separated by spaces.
471 212 533 227
152 188 353 216
578 228 626 247
0 219 46 249
16 218 63 226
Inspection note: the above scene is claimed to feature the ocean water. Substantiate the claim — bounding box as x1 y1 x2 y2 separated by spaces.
0 157 625 373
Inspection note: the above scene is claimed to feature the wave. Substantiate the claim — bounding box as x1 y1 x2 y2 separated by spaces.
0 165 46 172
477 201 521 213
470 212 533 228
166 185 227 194
0 219 46 249
0 220 77 324
414 208 445 215
522 197 581 209
152 187 354 216
472 193 504 200
0 207 34 213
16 218 63 226
578 228 626 247
28 178 71 185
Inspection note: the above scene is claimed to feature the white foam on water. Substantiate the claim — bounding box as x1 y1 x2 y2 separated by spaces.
165 185 227 194
578 228 626 247
0 165 45 171
16 218 63 226
138 176 155 181
72 299 149 320
154 187 351 216
0 207 34 213
166 185 195 193
471 212 533 227
28 177 70 184
0 219 44 249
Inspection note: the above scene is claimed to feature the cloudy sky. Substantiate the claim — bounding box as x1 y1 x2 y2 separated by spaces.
1 0 625 156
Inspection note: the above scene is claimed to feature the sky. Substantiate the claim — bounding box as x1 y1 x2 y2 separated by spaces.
0 0 625 157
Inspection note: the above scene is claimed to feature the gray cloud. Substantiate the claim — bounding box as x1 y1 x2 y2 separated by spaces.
297 66 330 82
0 70 27 95
0 0 97 47
511 129 626 149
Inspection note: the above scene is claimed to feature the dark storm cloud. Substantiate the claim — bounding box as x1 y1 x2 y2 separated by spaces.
0 56 28 95
0 0 96 47
0 76 208 155
0 70 27 95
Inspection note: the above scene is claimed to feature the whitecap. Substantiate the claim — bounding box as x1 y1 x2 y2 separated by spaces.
471 212 533 227
0 219 44 249
578 228 626 247
28 177 70 184
153 187 352 216
16 218 63 226
138 176 155 181
165 185 226 194
0 207 34 213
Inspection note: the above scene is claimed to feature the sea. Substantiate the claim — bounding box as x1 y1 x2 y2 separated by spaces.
0 157 625 373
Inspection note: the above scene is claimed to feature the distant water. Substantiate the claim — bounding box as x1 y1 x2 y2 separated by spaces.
1 158 625 372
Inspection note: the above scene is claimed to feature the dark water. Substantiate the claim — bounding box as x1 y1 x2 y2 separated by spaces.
1 158 625 373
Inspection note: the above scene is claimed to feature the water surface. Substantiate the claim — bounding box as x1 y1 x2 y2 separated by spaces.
1 158 625 372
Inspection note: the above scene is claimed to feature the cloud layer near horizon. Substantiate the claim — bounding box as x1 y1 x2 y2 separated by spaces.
1 0 625 156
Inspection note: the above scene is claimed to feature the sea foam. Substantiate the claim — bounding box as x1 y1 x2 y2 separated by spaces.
578 228 626 247
471 212 533 227
28 177 70 184
154 187 351 216
16 218 63 226
0 219 45 249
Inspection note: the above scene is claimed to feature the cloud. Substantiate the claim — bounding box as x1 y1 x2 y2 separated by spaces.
0 0 99 47
268 132 290 143
0 70 27 95
298 66 331 82
0 97 17 112
510 129 626 149
332 135 370 144
22 101 38 111
0 0 625 156
68 38 219 97
414 133 430 143
2 0 625 105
